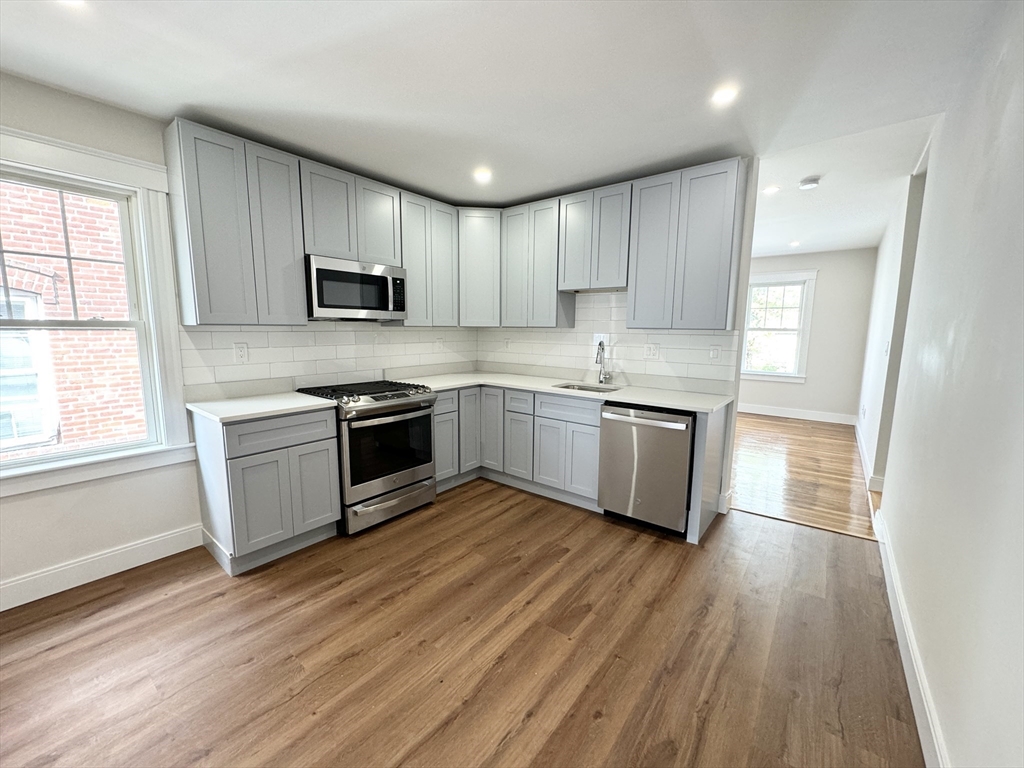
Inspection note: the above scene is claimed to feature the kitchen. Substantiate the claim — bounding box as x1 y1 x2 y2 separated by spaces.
0 2 1021 767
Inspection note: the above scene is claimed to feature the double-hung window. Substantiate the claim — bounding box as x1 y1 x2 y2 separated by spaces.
0 172 159 466
741 270 816 380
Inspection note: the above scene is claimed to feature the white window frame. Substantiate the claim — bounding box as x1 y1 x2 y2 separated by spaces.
0 128 193 495
741 269 817 383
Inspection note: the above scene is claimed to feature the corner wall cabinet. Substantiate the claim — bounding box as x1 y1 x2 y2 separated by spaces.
502 198 574 328
458 209 502 327
191 407 341 575
165 119 306 326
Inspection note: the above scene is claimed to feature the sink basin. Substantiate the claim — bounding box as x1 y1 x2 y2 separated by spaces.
553 383 621 393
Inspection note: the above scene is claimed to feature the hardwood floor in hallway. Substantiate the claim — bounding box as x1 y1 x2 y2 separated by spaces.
0 479 921 767
731 413 876 540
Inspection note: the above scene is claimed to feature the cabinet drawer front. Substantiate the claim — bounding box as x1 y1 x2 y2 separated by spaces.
504 390 535 414
534 393 602 426
224 409 337 459
434 391 459 414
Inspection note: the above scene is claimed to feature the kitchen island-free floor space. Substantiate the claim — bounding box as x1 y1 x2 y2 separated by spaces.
0 479 922 767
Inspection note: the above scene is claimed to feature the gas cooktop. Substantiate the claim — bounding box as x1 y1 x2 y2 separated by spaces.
297 380 435 419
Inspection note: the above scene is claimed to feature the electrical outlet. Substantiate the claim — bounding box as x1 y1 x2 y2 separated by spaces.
861 405 867 418
709 345 722 361
434 338 444 352
233 342 249 364
503 338 512 351
643 343 660 360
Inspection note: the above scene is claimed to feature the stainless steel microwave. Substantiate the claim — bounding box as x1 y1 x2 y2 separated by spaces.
307 255 407 321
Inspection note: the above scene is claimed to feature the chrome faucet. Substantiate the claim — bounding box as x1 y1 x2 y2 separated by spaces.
595 340 610 384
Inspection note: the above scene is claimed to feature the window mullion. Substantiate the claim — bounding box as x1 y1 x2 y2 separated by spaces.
56 190 79 321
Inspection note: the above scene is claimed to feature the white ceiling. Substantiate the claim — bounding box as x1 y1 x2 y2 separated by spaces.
752 116 936 257
0 0 997 206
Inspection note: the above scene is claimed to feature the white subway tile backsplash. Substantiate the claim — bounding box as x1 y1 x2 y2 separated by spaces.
215 363 271 382
269 331 314 347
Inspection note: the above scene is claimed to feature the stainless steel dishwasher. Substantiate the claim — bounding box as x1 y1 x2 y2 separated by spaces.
598 403 695 533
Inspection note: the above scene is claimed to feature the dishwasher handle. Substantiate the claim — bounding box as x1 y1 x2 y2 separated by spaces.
602 411 689 431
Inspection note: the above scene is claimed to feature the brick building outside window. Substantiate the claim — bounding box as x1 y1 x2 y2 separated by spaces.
0 175 157 465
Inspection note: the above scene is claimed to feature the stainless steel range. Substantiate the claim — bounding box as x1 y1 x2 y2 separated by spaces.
297 380 436 534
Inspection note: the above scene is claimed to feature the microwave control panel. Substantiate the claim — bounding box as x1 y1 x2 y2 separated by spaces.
392 277 406 312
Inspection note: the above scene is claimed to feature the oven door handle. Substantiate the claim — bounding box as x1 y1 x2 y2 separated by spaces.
349 407 432 429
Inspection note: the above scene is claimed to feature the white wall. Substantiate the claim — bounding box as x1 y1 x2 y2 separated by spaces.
857 174 926 487
738 248 876 422
881 3 1023 766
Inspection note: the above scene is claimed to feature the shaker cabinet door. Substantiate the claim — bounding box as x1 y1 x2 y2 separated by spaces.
246 143 306 325
565 422 600 500
481 387 504 472
289 439 342 534
533 416 567 490
401 192 432 327
459 387 482 473
527 198 560 327
434 410 460 481
558 191 593 291
626 171 681 329
430 201 460 326
356 177 402 267
299 160 358 261
228 449 294 556
501 205 530 327
503 411 534 481
591 182 632 290
458 209 501 327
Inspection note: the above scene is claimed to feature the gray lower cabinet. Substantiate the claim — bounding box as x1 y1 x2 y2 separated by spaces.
192 408 340 574
504 411 534 480
533 416 567 490
165 118 306 326
356 177 402 267
459 208 502 327
459 387 482 473
433 409 459 481
299 159 358 260
481 387 504 471
564 422 600 499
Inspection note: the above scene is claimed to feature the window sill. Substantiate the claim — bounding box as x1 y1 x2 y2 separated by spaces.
0 443 196 499
741 372 807 384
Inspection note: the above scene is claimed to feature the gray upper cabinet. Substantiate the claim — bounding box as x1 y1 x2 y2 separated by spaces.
459 387 482 473
299 159 358 261
401 192 432 327
558 191 593 291
165 119 258 325
626 171 682 329
458 209 501 327
481 387 504 472
591 182 632 290
227 448 295 557
501 205 530 327
245 143 306 325
527 198 569 327
289 440 342 534
430 202 459 327
356 177 402 267
673 158 744 330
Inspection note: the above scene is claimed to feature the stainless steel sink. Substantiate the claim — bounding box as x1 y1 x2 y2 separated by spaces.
554 382 621 393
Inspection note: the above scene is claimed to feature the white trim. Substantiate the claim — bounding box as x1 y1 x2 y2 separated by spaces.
0 443 195 498
740 372 806 384
741 269 817 378
873 511 949 767
737 402 857 425
854 423 886 492
0 523 202 611
0 126 168 192
749 269 819 284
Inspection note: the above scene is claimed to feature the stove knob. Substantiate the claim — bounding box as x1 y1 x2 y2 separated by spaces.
339 396 350 405
351 395 361 403
423 386 432 393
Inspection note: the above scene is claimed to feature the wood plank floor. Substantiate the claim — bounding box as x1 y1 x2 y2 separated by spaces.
731 413 876 540
0 479 921 768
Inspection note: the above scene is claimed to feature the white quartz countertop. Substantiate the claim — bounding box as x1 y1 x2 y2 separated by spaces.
186 392 336 424
404 373 734 414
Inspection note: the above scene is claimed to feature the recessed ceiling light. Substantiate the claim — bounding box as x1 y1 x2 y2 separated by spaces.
473 167 492 185
789 241 801 247
762 185 781 195
711 85 739 107
798 175 821 190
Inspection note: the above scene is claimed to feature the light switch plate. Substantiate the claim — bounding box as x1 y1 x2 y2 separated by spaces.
233 342 249 364
709 345 722 360
643 343 661 360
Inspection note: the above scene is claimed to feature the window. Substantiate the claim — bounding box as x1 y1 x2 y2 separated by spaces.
742 270 816 379
0 174 158 466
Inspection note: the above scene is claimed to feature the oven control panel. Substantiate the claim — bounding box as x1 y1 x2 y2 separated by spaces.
371 392 411 401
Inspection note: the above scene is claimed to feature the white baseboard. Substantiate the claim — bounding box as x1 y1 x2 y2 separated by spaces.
874 511 949 767
738 403 857 425
868 474 885 492
0 524 203 612
854 423 886 492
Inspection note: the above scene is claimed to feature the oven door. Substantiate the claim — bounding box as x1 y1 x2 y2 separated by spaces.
308 255 405 321
341 406 434 503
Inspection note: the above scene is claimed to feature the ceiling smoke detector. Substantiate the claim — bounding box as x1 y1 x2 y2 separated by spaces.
798 175 821 190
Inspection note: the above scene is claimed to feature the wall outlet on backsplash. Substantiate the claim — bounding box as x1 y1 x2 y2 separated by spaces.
434 338 444 352
503 338 512 351
233 342 248 364
709 345 722 360
643 343 661 360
